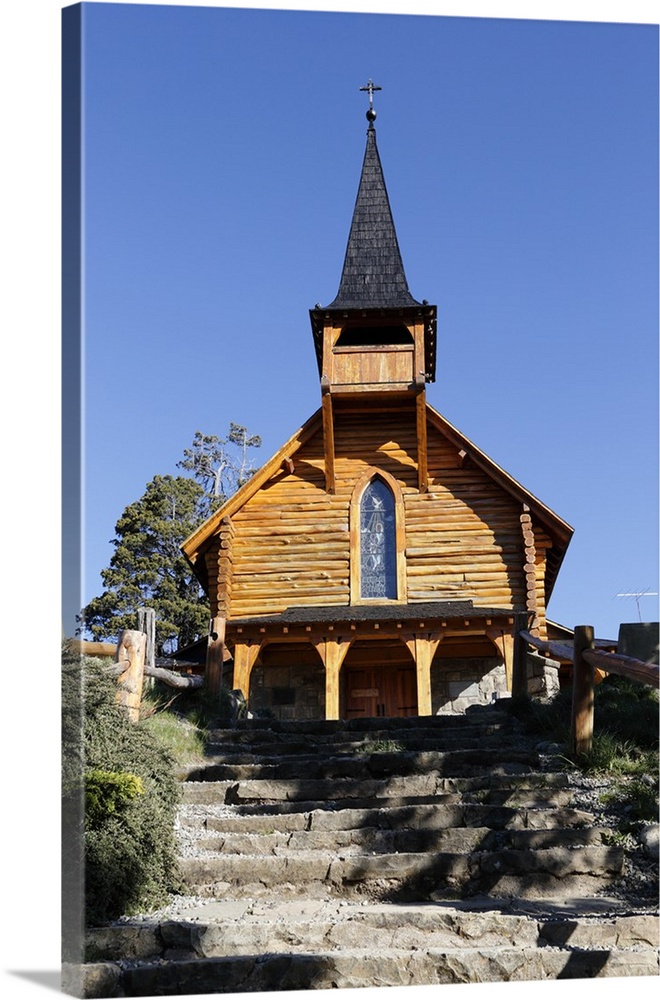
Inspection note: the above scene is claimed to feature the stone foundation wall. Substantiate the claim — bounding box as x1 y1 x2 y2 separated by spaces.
249 663 325 721
527 652 560 700
431 657 506 715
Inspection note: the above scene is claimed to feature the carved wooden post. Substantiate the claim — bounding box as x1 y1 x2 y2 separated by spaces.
233 641 262 702
314 638 352 721
403 633 443 717
206 616 226 702
571 625 595 756
115 630 146 722
485 626 514 692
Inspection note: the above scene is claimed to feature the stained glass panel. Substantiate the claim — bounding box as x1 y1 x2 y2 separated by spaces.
359 479 397 599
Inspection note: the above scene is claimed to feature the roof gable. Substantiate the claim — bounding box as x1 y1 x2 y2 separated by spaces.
182 401 573 591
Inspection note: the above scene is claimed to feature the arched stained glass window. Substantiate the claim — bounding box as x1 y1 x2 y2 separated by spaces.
359 478 397 599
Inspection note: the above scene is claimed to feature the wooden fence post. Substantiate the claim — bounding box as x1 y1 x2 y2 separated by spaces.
115 629 146 722
571 624 595 756
137 607 156 671
206 616 226 702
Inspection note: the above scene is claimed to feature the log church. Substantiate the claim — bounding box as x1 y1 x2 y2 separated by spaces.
182 88 573 721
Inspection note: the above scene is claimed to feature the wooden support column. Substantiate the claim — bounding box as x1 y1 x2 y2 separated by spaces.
206 615 226 702
114 629 146 723
415 379 428 493
321 378 336 494
486 625 515 692
403 633 443 717
314 637 352 720
232 640 263 701
571 625 595 756
512 613 529 699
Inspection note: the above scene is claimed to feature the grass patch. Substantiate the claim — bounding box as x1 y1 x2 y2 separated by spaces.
138 683 223 764
364 738 406 753
600 776 658 827
141 708 207 764
578 732 657 777
506 676 659 778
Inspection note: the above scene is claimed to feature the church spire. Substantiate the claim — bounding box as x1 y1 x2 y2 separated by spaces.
326 83 420 310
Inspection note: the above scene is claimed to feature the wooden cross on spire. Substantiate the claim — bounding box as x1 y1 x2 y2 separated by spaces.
360 79 381 126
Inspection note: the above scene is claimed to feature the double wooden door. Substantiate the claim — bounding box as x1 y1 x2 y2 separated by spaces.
343 665 417 719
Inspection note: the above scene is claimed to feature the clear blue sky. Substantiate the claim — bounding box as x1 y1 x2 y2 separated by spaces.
75 2 658 642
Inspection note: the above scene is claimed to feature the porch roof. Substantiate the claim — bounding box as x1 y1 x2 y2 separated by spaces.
228 601 516 629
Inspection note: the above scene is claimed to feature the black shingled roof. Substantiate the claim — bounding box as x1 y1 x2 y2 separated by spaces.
229 601 515 628
325 126 420 310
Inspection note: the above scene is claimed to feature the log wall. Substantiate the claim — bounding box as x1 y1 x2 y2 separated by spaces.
221 408 547 631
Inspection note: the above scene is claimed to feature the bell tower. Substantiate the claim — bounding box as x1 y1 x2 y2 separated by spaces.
309 82 437 494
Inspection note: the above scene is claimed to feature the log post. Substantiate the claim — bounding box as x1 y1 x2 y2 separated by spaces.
571 625 595 756
485 626 514 692
314 638 352 721
115 629 146 722
414 640 434 717
232 641 262 702
324 650 341 722
402 633 443 717
206 616 226 702
512 614 529 698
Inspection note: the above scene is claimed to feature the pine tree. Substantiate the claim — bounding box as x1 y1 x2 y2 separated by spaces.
80 475 209 654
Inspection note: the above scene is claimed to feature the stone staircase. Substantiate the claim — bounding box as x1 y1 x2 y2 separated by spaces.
79 705 659 996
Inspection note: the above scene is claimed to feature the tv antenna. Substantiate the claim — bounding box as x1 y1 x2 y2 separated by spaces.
615 587 659 622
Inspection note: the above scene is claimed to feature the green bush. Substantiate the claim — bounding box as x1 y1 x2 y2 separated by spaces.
85 770 145 828
62 644 182 926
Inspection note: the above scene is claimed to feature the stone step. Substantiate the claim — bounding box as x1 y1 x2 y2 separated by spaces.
85 900 659 962
182 770 564 807
180 845 625 897
207 723 519 756
183 748 541 783
179 801 596 834
181 766 571 802
223 708 513 734
204 736 524 759
76 940 659 997
189 825 610 856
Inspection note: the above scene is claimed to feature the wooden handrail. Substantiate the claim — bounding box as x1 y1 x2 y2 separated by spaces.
582 648 659 688
518 625 658 756
518 629 573 662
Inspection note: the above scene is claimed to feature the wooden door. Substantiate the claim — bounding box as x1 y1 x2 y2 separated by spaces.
343 665 417 718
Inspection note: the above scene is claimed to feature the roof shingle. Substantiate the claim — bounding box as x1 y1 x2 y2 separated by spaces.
326 126 420 310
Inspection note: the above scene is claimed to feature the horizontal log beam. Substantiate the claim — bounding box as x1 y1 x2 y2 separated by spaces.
144 665 204 689
582 649 659 688
519 629 572 662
